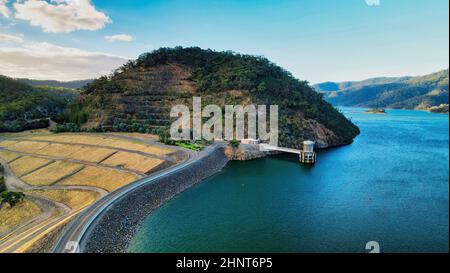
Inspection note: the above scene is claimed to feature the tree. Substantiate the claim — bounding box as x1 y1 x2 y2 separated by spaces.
0 177 6 193
157 129 173 145
0 191 25 208
0 164 5 193
257 81 268 92
229 139 240 148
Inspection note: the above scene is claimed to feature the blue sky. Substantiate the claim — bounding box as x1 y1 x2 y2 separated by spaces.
0 0 448 82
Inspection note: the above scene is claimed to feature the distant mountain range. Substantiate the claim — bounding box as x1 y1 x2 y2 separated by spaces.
314 69 449 112
16 78 93 89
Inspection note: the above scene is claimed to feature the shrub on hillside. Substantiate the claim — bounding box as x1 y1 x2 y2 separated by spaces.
50 123 81 133
229 139 240 148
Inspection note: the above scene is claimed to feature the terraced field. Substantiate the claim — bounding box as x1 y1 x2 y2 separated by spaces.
0 151 20 163
9 156 52 177
29 189 100 210
0 131 181 253
22 161 84 186
59 166 138 192
102 152 165 173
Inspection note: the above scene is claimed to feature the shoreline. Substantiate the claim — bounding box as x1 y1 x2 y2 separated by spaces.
76 141 352 253
73 139 354 253
82 145 230 253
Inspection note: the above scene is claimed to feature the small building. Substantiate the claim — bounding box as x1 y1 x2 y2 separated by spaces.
299 140 316 164
241 138 260 145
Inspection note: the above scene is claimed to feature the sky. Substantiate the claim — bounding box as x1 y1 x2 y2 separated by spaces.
0 0 448 83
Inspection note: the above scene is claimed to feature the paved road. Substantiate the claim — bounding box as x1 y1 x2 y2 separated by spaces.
0 156 110 253
0 135 199 253
0 157 31 191
53 143 221 253
0 193 71 253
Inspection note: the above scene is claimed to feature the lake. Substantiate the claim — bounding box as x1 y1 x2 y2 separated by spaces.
129 108 449 253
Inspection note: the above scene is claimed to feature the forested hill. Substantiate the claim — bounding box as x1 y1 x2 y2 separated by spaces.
314 69 449 110
0 75 72 132
17 78 92 89
67 47 360 149
314 77 412 93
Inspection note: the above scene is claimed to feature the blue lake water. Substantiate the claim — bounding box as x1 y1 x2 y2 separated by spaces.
129 108 449 253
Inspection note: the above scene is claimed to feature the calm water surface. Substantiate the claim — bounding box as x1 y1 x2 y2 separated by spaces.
129 108 449 253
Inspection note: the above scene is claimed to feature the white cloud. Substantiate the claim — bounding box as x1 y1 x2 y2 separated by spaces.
105 34 134 42
13 0 111 33
0 42 128 80
0 32 23 43
0 0 10 18
365 0 380 6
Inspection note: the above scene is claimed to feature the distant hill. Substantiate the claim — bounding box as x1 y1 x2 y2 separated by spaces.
66 47 360 148
0 75 74 132
16 78 93 89
314 77 412 93
314 69 449 111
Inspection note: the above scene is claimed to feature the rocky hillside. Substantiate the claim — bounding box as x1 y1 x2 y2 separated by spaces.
68 47 359 149
0 75 71 132
315 69 449 110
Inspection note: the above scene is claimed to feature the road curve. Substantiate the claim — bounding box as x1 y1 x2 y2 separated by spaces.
53 143 222 253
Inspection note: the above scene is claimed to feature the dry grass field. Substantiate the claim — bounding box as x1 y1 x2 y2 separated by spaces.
0 151 21 163
68 147 116 163
9 156 52 177
0 140 19 148
0 199 42 234
58 166 138 192
1 141 50 154
35 143 82 158
101 138 175 155
22 161 84 186
102 151 164 173
29 189 99 210
106 132 158 140
2 142 117 164
0 131 179 251
29 134 174 155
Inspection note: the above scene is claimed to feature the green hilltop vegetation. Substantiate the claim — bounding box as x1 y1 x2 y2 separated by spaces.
64 47 360 149
314 69 449 112
0 75 77 132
